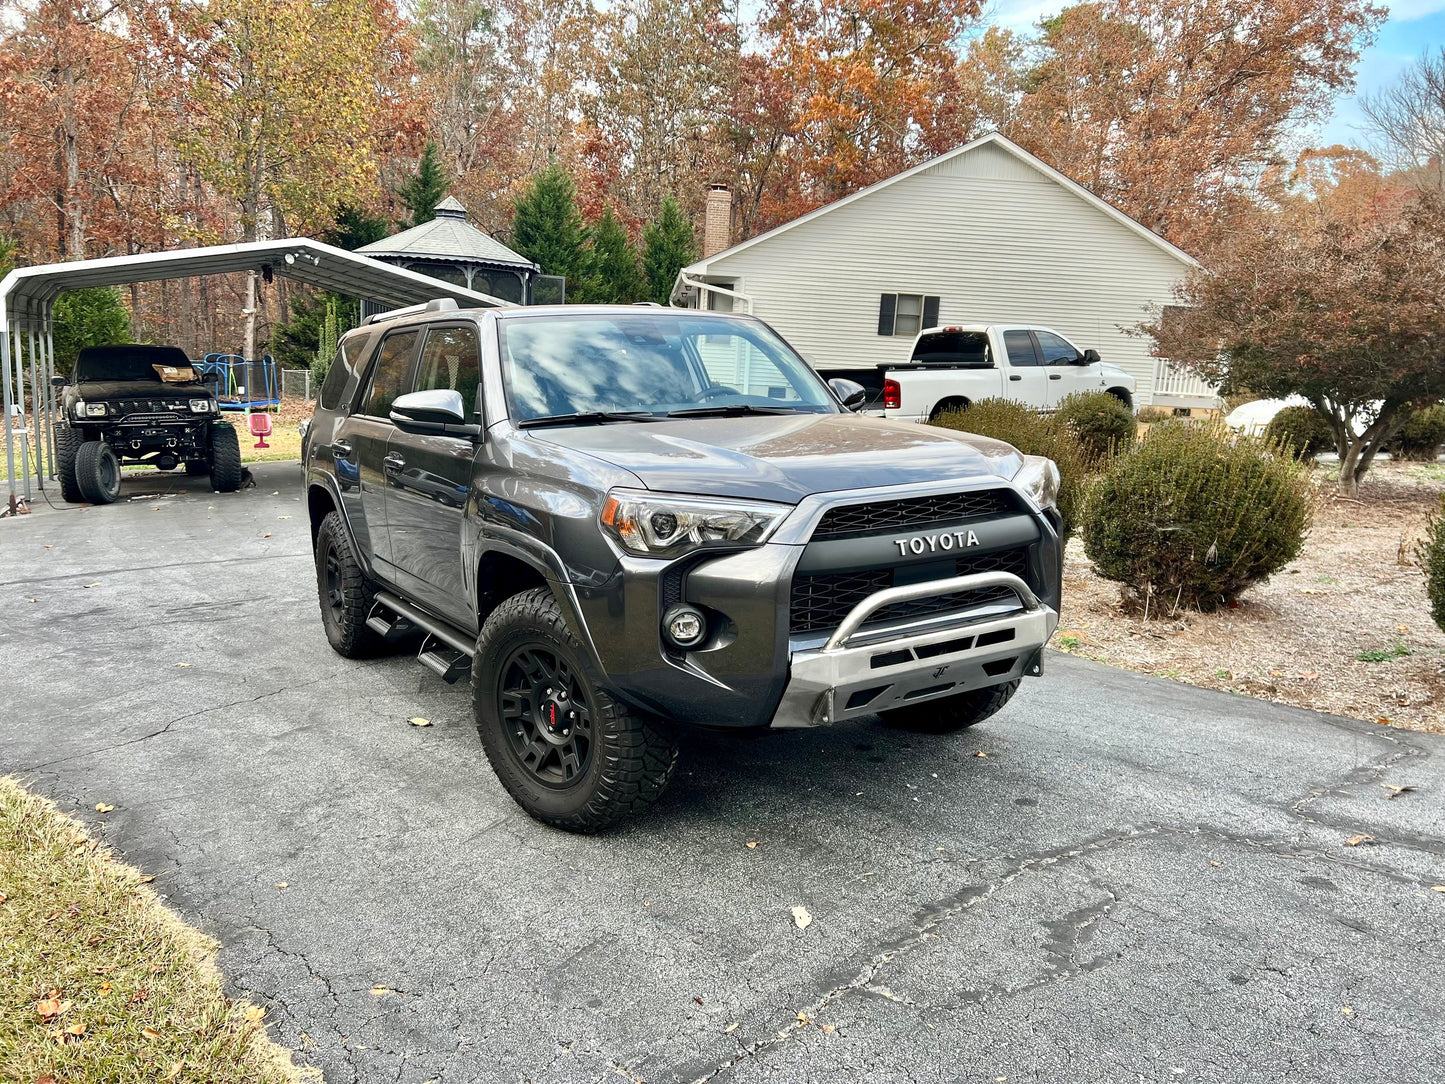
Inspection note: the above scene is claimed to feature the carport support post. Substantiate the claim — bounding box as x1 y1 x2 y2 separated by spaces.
1 317 15 509
43 315 56 478
27 320 43 486
11 324 27 501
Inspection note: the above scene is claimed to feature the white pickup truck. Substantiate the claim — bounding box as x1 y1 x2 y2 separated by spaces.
839 325 1137 423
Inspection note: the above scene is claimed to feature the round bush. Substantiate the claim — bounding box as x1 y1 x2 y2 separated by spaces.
930 398 1090 536
1081 421 1314 614
1390 403 1445 461
1420 495 1445 632
1263 405 1334 460
1054 391 1137 461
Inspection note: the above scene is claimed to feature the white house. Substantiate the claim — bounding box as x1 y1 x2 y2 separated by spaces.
671 132 1214 409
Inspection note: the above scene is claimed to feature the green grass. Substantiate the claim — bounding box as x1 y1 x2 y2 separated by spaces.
0 778 312 1084
1355 641 1413 663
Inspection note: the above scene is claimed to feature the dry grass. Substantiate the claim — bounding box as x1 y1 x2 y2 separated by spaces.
0 777 313 1084
1053 461 1445 733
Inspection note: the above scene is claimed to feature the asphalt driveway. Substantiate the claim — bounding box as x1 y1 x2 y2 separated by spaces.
2 462 1443 1084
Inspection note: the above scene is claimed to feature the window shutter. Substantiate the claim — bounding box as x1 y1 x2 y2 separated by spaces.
922 296 941 329
877 294 897 336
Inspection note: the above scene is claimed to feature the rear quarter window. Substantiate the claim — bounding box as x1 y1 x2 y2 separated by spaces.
318 332 371 411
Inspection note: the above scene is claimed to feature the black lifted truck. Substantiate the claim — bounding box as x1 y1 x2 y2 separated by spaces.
55 344 243 504
305 300 1063 831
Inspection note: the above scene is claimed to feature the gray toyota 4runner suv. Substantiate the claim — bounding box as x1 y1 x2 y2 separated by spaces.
306 301 1062 831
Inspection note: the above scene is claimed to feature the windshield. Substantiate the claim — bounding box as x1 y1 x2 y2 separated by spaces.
497 313 836 423
74 345 192 383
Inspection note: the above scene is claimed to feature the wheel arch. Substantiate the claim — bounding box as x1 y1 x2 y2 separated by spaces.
307 481 340 544
929 396 970 421
1106 387 1133 411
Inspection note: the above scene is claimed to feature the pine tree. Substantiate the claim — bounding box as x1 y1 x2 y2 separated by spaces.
511 164 594 300
586 207 645 303
326 204 393 249
398 140 453 227
641 197 696 305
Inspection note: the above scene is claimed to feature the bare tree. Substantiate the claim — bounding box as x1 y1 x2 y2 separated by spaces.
1362 48 1445 191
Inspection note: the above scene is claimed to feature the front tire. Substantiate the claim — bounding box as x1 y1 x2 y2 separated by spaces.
881 679 1019 733
314 510 381 658
209 424 243 492
56 429 84 502
474 588 678 832
74 441 121 505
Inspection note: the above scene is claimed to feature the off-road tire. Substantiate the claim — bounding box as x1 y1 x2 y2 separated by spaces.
314 510 382 658
881 679 1019 733
185 460 209 476
74 440 121 505
474 587 678 832
56 428 84 502
209 423 243 492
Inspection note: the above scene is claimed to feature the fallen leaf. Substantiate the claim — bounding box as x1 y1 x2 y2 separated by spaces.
142 1027 161 1039
791 906 813 930
408 717 432 727
1341 1006 1353 1016
972 751 988 758
139 875 155 883
243 1005 266 1023
745 841 758 849
165 1060 184 1080
724 1022 739 1034
1430 885 1445 893
35 997 69 1019
65 1023 85 1037
1383 784 1415 799
83 583 100 589
370 986 392 997
1209 861 1222 867
261 532 272 539
693 997 704 1006
94 803 114 813
176 662 191 668
99 982 111 994
797 1011 810 1023
27 598 37 603
1375 717 1392 726
275 882 289 890
822 1023 836 1034
1344 834 1376 847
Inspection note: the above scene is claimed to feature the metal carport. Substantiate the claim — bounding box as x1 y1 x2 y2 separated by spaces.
1 237 508 509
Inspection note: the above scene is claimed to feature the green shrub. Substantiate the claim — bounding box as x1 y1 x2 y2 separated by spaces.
1137 405 1173 424
1390 403 1445 461
1081 421 1313 614
1263 405 1334 460
1420 495 1445 632
930 397 1091 536
1054 391 1137 460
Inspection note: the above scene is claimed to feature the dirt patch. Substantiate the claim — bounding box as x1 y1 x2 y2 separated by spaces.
1052 461 1445 733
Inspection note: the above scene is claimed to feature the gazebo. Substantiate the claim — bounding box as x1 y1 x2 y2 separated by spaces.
357 197 545 306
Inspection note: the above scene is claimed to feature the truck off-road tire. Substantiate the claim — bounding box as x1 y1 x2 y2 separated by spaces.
55 429 84 502
185 460 210 476
314 510 382 658
74 440 121 505
881 679 1019 733
209 424 243 492
474 587 678 832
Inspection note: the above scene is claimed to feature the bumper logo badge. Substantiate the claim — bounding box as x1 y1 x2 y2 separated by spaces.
894 530 979 556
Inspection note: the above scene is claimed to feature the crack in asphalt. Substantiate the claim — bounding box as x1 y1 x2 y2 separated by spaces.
0 549 311 588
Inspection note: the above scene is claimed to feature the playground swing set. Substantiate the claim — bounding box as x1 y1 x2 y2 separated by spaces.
193 352 277 448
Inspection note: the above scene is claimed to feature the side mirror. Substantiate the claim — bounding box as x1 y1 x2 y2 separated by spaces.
1080 348 1101 365
51 375 66 388
827 377 869 411
390 389 481 438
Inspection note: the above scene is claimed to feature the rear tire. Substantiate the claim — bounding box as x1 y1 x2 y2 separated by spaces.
209 424 243 492
314 510 382 658
881 679 1019 733
74 441 121 505
474 588 678 832
56 429 84 502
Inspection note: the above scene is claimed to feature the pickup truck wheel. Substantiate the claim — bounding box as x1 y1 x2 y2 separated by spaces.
880 679 1019 733
314 510 382 658
209 424 244 492
74 441 122 505
56 429 84 502
474 588 678 832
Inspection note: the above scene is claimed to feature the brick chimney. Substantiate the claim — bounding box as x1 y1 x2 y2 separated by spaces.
703 184 733 258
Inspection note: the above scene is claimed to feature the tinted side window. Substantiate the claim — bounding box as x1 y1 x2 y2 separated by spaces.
361 330 419 418
318 334 368 410
1035 331 1079 365
415 326 482 415
1003 330 1040 367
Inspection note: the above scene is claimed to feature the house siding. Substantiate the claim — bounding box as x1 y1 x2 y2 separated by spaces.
693 141 1191 404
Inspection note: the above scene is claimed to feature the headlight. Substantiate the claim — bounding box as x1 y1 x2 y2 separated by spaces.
83 402 109 417
189 399 213 413
1012 455 1060 512
600 489 788 558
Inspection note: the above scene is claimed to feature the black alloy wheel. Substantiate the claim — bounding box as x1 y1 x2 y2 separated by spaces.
498 644 594 788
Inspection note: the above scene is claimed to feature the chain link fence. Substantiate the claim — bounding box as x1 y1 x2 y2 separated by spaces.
280 367 315 403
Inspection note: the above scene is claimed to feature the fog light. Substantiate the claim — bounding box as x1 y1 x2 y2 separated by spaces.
662 604 707 648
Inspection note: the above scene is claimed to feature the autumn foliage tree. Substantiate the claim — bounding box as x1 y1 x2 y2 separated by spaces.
1146 162 1445 497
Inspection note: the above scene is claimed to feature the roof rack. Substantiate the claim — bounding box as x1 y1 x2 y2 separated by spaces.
365 297 459 325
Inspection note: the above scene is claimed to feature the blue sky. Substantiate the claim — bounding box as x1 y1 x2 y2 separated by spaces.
987 1 1445 150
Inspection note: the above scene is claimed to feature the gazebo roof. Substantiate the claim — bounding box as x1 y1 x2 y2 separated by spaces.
359 197 537 272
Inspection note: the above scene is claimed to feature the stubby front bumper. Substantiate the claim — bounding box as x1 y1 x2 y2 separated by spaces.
771 571 1057 728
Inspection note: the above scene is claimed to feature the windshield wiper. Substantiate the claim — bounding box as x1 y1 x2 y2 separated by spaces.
666 404 802 418
516 410 662 429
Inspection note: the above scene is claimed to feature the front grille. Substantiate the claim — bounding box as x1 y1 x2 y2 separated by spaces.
812 488 1016 540
789 547 1029 634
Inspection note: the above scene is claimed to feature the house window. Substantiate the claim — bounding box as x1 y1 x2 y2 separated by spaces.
878 294 941 337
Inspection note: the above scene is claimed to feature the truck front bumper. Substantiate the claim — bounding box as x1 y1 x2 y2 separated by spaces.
770 571 1058 728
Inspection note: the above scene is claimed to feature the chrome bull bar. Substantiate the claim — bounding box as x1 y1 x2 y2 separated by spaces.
772 571 1057 728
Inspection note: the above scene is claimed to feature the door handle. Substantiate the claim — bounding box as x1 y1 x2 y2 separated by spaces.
384 452 405 471
1048 374 1062 380
332 439 353 458
1008 374 1022 382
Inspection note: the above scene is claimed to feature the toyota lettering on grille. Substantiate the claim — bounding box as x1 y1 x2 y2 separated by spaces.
893 530 980 557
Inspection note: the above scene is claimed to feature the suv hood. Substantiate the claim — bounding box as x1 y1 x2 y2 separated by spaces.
72 379 211 399
530 412 1022 504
